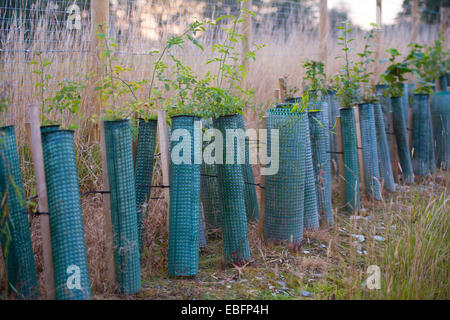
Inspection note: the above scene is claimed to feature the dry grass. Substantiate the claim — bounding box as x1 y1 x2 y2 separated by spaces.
0 3 448 300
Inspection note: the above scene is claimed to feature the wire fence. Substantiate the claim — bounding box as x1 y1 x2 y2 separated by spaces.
0 0 442 131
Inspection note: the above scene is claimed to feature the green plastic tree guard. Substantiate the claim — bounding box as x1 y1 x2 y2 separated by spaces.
376 85 393 157
412 94 433 176
213 115 250 264
391 97 414 183
200 118 222 231
340 108 360 212
358 103 381 200
264 108 307 243
103 120 141 293
0 125 39 299
373 103 395 192
302 103 320 230
134 118 157 251
432 92 450 169
308 110 333 225
401 83 409 129
236 114 260 222
325 90 340 175
200 162 222 230
41 129 91 300
168 115 201 275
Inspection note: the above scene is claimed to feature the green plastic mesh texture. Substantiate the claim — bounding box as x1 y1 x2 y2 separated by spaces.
358 104 381 200
391 97 414 183
0 125 39 299
325 90 340 175
308 111 333 225
236 114 260 222
200 118 222 231
375 85 393 157
213 115 250 264
41 130 91 300
200 162 222 230
103 120 141 293
168 116 201 275
373 103 395 192
134 119 157 251
411 94 432 176
340 108 360 212
432 92 450 169
264 108 306 243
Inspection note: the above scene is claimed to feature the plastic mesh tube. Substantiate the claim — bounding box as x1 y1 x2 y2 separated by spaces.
168 116 201 275
134 119 157 251
391 97 414 183
432 92 450 169
373 103 395 192
213 115 250 264
340 108 360 212
235 114 260 222
358 103 381 200
200 118 222 231
411 94 432 176
41 130 91 300
376 85 393 157
308 110 333 225
264 109 307 243
0 125 39 299
104 120 141 293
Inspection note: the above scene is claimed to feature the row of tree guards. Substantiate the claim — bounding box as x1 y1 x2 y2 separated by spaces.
0 77 449 299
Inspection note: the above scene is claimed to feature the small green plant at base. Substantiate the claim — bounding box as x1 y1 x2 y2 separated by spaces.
199 1 265 119
302 59 327 100
334 21 361 108
380 48 411 97
94 26 147 122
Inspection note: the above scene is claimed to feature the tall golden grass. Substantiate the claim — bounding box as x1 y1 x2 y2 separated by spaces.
0 2 448 299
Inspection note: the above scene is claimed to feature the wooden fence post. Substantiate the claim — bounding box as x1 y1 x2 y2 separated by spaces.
29 104 56 299
411 0 419 43
374 0 382 83
99 120 116 287
157 109 170 228
89 0 109 141
319 0 328 65
241 0 252 71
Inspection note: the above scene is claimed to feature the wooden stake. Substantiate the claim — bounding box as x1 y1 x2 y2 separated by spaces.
319 0 328 65
99 120 116 286
408 107 413 151
278 77 287 103
89 0 109 141
28 104 55 299
354 106 366 192
241 0 252 71
374 0 383 83
336 116 344 179
157 110 170 228
389 112 400 182
257 116 266 239
411 0 419 43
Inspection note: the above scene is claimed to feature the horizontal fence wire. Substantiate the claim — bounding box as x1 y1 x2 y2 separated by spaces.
0 0 442 138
